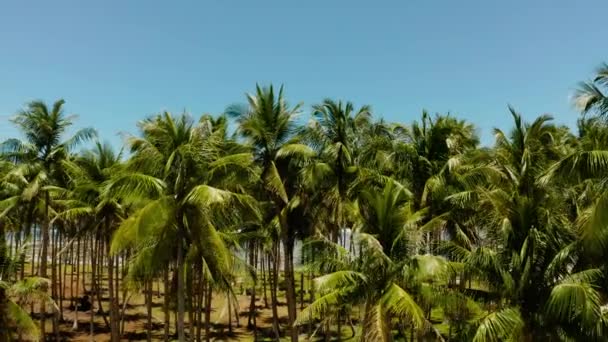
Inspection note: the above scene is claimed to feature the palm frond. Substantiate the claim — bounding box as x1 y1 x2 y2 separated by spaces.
472 307 523 342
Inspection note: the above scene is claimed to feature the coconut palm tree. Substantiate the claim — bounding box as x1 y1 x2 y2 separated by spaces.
229 84 316 342
574 62 608 117
301 99 371 244
108 111 259 342
449 109 605 341
298 180 444 341
55 141 124 340
0 99 95 339
0 219 55 342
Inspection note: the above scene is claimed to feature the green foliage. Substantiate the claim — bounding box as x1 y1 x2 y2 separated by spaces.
3 70 608 341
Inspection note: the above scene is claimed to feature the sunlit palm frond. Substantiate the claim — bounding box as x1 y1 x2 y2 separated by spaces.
546 269 603 328
472 307 523 342
381 283 425 328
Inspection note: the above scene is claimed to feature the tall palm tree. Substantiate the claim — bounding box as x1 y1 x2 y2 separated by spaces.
453 109 605 341
302 99 371 243
0 214 55 342
0 99 95 339
229 84 315 342
56 141 124 340
109 112 259 342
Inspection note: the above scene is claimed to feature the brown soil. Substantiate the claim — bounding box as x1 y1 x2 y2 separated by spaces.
46 269 302 341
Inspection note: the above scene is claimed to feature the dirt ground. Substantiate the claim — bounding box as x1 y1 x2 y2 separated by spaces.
43 268 304 342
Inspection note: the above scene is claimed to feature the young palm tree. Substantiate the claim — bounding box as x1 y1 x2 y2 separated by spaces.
299 180 444 341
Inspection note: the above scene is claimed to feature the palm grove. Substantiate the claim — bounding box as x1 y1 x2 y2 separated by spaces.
2 64 608 342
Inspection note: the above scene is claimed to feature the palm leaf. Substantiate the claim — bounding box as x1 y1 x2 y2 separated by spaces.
472 307 523 342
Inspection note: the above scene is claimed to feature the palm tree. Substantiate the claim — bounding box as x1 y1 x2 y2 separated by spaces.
450 109 605 341
229 84 315 342
302 99 371 244
574 62 608 117
374 112 479 254
299 180 442 341
109 111 259 342
0 216 55 342
56 141 124 340
0 99 95 339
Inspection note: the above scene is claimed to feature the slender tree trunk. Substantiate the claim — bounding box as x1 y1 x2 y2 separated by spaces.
176 235 186 342
228 293 233 334
247 241 257 331
90 237 97 341
196 267 204 342
204 283 212 342
119 292 132 337
188 267 195 339
270 243 281 340
261 250 269 309
82 235 89 294
146 280 153 342
52 226 60 342
93 236 109 327
283 236 298 342
107 230 120 342
300 272 304 311
63 236 71 318
164 268 170 341
73 237 81 330
39 191 51 340
308 258 314 338
30 221 36 277
20 208 33 280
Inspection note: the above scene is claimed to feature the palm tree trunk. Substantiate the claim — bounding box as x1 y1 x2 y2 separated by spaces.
73 237 81 330
228 293 233 334
204 283 212 342
39 191 51 340
20 207 33 280
176 235 186 342
196 267 204 342
188 267 195 338
107 232 120 342
90 237 97 341
247 241 257 331
146 279 153 342
120 292 132 337
94 238 109 328
164 268 170 341
283 236 298 342
51 226 60 342
82 235 89 294
62 235 70 319
30 223 36 276
261 250 268 309
270 244 281 340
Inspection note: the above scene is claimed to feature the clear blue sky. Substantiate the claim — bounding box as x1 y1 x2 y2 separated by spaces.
1 0 607 147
